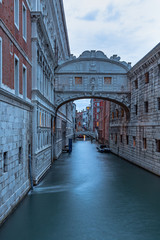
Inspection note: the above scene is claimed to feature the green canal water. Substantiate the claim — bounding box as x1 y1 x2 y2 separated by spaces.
1 140 160 240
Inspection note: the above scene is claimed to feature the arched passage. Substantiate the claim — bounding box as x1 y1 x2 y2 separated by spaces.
54 50 131 118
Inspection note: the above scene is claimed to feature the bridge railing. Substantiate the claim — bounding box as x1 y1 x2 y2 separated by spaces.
74 131 96 138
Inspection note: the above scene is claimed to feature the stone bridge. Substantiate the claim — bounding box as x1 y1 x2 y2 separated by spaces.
55 50 131 118
74 131 96 139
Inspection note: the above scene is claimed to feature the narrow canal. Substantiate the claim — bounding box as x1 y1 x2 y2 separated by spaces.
1 140 160 240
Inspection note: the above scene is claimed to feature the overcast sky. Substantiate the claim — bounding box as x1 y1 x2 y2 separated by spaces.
63 0 160 111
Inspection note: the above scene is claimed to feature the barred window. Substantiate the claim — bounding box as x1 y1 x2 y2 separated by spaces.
104 77 112 84
75 77 82 84
145 72 149 84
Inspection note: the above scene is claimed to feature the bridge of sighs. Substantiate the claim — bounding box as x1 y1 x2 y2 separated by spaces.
55 50 131 118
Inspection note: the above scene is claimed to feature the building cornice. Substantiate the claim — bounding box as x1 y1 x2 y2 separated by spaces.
128 42 160 77
0 19 32 66
59 0 70 56
0 88 34 111
50 0 70 60
32 89 56 111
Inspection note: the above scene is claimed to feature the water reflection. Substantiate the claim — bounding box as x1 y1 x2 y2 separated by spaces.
1 140 160 240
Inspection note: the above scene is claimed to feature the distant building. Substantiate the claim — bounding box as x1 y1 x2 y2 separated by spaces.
76 111 83 131
91 99 110 143
0 0 32 223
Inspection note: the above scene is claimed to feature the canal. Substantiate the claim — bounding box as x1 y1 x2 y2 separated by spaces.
1 140 160 240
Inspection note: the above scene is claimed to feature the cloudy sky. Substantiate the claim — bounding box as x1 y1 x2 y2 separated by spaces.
63 0 160 111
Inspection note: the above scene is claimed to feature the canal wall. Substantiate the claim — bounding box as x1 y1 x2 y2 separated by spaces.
0 91 32 224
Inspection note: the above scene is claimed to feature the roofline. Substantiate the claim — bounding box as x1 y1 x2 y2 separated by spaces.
55 57 130 73
130 42 160 73
59 0 70 56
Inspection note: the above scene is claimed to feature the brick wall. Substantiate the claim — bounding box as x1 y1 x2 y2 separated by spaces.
0 0 32 98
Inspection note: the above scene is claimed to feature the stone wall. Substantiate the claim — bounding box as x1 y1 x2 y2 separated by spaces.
110 43 160 176
0 91 32 224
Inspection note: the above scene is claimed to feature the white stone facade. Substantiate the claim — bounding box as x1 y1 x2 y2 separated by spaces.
30 0 73 184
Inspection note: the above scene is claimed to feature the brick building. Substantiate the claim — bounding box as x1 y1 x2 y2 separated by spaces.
99 101 110 145
0 0 75 224
92 99 110 144
0 0 32 223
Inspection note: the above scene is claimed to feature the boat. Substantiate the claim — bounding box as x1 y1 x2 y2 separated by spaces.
97 144 111 153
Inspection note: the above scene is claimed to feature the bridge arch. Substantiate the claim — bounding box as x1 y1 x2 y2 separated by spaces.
55 50 131 119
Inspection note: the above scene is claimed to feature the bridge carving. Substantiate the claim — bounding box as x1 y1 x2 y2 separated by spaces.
55 50 131 117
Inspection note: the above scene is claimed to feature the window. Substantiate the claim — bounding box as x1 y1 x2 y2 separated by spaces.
75 77 82 84
116 109 119 118
157 98 160 110
97 114 99 120
111 134 113 140
97 122 99 127
120 135 123 143
156 140 160 152
39 112 42 126
0 0 2 4
126 135 129 145
97 103 100 107
14 54 19 95
121 108 124 118
112 112 114 119
115 134 117 144
97 108 100 113
22 65 27 99
144 101 148 113
14 0 19 29
133 137 136 147
135 104 138 115
145 72 149 84
135 79 138 89
3 152 8 172
19 147 22 164
143 138 147 149
22 3 27 41
0 37 2 86
104 77 112 84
